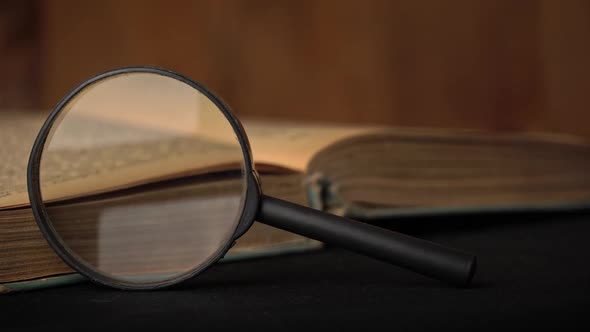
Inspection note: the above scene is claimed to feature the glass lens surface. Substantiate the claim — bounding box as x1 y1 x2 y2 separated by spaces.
38 72 247 285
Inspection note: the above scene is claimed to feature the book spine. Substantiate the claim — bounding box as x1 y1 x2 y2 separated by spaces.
304 172 347 216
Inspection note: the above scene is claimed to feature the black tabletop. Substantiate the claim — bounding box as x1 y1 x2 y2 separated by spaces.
3 210 590 331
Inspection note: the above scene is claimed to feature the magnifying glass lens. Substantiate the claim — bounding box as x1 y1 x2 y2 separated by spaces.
38 73 247 285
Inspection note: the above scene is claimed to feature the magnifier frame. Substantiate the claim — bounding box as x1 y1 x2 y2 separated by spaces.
27 67 262 290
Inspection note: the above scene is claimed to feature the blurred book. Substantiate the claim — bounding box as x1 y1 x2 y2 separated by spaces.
2 111 590 293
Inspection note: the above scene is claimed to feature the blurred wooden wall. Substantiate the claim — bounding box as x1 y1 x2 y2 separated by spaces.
3 1 590 137
0 1 39 108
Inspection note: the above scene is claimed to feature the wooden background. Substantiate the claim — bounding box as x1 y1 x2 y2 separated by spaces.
0 1 39 108
2 0 590 137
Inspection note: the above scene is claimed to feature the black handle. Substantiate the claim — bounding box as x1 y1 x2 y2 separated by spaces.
257 195 476 286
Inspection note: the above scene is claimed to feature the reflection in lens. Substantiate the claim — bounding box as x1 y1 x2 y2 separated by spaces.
39 72 246 285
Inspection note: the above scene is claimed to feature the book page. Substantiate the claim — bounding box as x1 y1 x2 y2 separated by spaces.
0 110 378 209
243 119 378 172
0 111 245 209
0 111 46 208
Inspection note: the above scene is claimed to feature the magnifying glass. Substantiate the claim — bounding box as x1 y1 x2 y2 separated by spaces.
27 67 476 290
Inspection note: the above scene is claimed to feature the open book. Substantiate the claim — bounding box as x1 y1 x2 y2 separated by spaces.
2 110 590 292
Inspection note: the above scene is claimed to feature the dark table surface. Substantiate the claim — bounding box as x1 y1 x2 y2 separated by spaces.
3 210 590 331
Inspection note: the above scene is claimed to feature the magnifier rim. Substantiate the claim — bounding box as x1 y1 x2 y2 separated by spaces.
27 66 261 290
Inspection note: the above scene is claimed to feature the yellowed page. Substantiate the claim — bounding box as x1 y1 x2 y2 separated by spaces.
0 111 244 209
0 111 47 208
243 119 378 172
0 110 377 209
